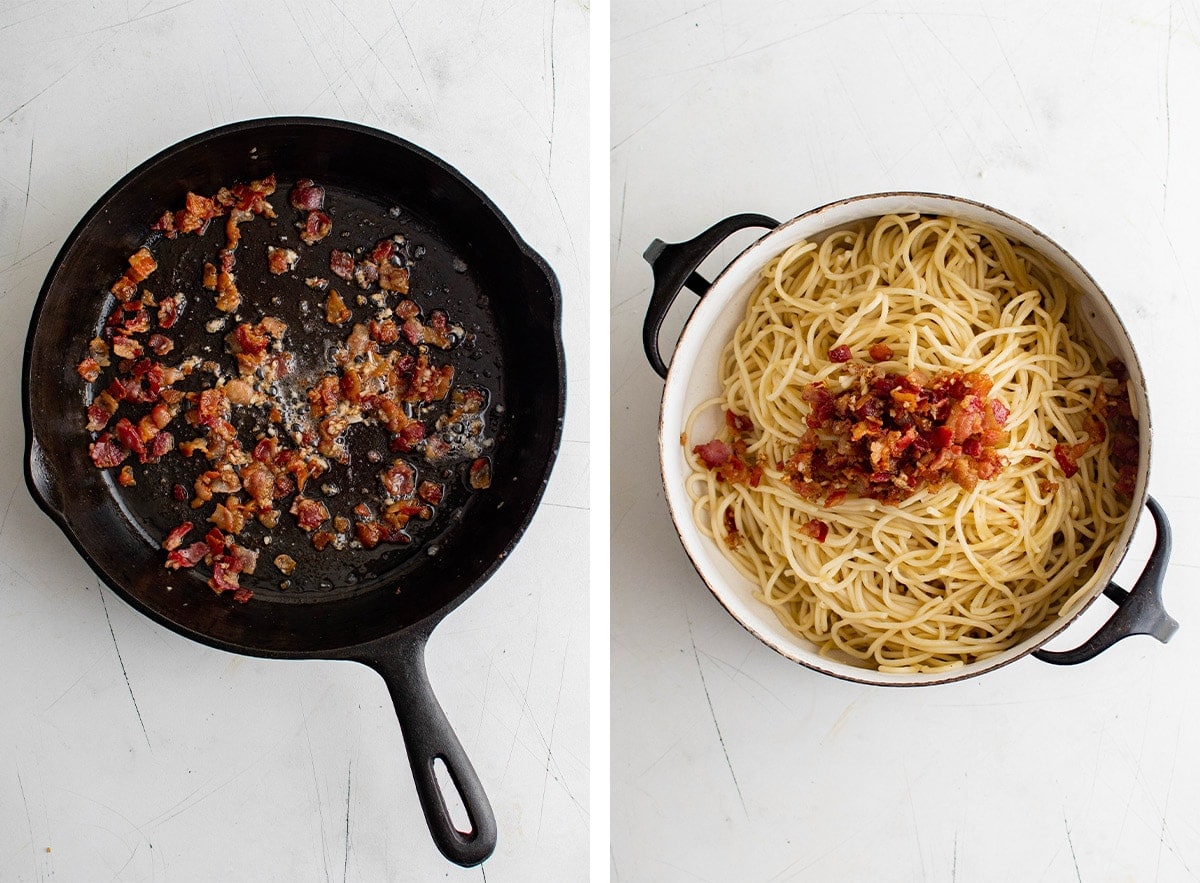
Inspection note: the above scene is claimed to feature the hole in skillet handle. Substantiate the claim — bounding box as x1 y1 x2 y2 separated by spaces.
1034 496 1178 665
351 627 497 867
642 213 779 378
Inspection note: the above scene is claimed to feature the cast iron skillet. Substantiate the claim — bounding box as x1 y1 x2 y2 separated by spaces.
22 117 565 866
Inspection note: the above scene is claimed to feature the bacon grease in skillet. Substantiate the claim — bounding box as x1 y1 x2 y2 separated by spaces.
80 176 495 602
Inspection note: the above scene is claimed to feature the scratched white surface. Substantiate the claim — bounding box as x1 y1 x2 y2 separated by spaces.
0 1 588 881
612 2 1200 881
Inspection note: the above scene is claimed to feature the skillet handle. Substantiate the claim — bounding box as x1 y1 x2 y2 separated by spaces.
355 630 497 867
1034 496 1177 665
642 213 779 378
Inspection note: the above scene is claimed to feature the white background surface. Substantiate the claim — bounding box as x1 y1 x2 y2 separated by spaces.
612 2 1200 881
0 1 588 881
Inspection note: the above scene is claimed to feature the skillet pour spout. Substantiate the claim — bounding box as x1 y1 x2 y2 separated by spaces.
22 117 565 865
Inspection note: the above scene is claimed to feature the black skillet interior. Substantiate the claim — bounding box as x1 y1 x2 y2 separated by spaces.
24 118 565 657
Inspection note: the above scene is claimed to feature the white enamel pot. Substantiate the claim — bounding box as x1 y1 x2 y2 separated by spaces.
643 192 1176 686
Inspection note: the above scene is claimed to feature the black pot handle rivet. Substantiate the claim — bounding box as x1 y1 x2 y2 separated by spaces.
1034 496 1176 665
353 628 497 867
642 213 779 378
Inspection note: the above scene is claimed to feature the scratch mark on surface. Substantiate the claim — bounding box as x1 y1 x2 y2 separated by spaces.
501 603 543 783
611 82 702 152
98 586 151 749
17 768 39 881
385 0 440 121
980 3 1041 139
342 760 352 883
16 131 34 259
686 612 746 816
536 635 570 838
1164 1 1175 213
614 177 627 269
1065 814 1082 881
480 864 488 882
304 713 332 882
548 0 558 170
0 486 21 537
952 829 958 882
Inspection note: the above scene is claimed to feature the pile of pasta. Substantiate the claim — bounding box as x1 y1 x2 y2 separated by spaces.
686 214 1135 673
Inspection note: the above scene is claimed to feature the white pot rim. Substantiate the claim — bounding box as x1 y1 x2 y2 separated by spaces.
657 191 1151 686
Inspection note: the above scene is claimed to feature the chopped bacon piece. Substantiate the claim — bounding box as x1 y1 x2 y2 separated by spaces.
113 417 147 459
89 433 127 468
165 541 208 569
380 460 415 498
417 480 443 504
368 317 400 345
828 344 852 363
355 520 382 549
208 555 244 596
162 522 194 551
111 337 143 360
868 343 894 362
158 293 185 328
151 210 176 238
312 530 336 551
111 274 138 302
694 439 732 469
799 519 829 543
147 334 174 356
118 465 136 487
325 290 351 325
289 179 325 211
215 270 240 312
290 496 329 532
330 249 355 280
300 210 332 246
726 410 752 433
86 402 113 432
274 553 297 575
202 262 218 290
77 357 101 382
395 299 420 320
126 247 157 282
469 458 492 489
378 263 409 293
353 261 379 289
1053 443 1080 478
267 246 300 275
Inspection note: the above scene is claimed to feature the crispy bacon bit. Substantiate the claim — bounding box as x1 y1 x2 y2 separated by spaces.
267 246 300 275
828 344 852 363
868 343 894 362
353 261 379 289
289 179 325 211
89 433 127 468
290 496 329 532
300 210 332 246
215 270 240 312
368 317 400 345
380 460 415 498
395 299 420 320
147 334 174 356
126 248 157 282
274 554 297 575
418 480 443 504
151 210 176 238
202 262 218 290
330 249 355 280
379 263 409 293
77 357 101 382
725 410 752 433
469 458 492 489
162 522 194 551
165 541 208 569
158 293 185 329
325 290 351 325
800 519 829 543
117 465 136 487
694 439 732 469
355 520 383 549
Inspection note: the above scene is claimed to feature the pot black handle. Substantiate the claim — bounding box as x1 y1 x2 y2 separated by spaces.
354 628 497 867
642 213 779 378
1034 496 1177 665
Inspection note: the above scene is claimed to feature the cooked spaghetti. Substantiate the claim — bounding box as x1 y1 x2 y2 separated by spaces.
685 214 1137 673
